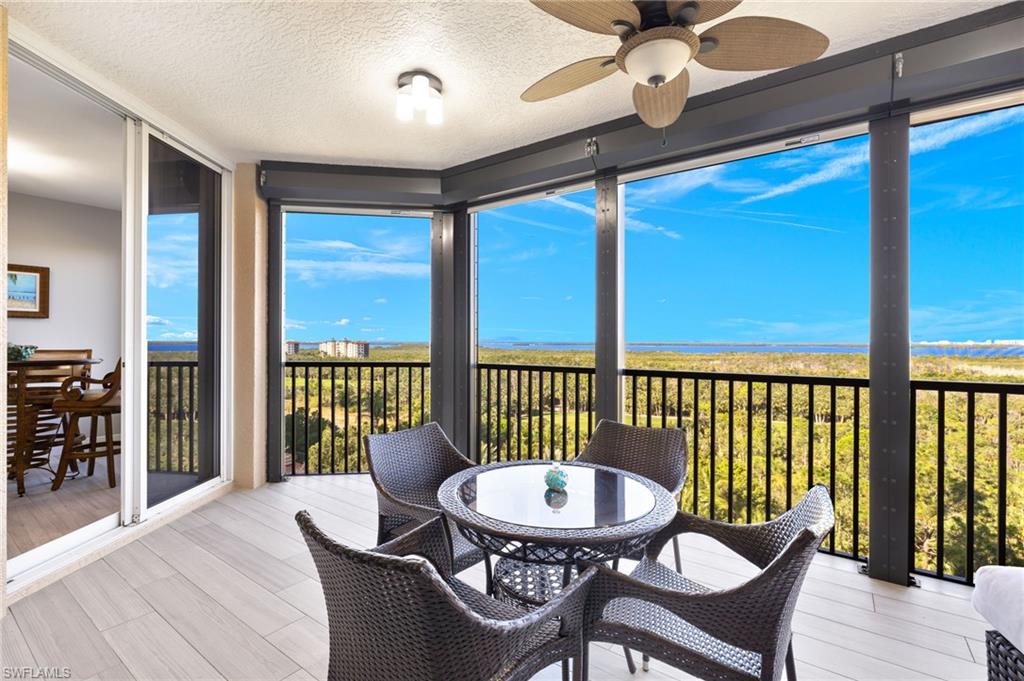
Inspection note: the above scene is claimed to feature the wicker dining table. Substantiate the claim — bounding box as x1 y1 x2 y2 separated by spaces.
438 460 676 605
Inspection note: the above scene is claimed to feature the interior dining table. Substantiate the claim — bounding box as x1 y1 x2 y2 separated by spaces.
7 355 102 495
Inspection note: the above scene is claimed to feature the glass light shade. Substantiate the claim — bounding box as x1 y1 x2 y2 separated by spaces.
425 90 443 126
624 38 690 86
395 86 415 122
411 74 431 110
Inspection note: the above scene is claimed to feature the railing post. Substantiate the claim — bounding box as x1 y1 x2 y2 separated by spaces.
595 175 624 423
430 207 476 457
868 113 913 585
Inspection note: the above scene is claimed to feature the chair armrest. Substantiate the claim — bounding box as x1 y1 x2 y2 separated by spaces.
57 375 118 405
645 510 790 568
582 561 767 651
374 516 455 580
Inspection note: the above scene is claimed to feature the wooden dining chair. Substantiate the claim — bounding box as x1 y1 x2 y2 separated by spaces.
6 370 52 496
25 349 96 475
50 362 122 491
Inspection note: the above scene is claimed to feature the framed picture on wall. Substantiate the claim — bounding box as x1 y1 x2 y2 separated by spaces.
7 264 50 319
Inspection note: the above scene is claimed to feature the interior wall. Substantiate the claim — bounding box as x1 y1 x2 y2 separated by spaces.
7 191 120 377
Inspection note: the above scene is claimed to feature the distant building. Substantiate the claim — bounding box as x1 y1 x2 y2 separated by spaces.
284 340 301 355
319 339 370 359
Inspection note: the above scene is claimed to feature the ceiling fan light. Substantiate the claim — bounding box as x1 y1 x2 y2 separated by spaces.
624 37 691 86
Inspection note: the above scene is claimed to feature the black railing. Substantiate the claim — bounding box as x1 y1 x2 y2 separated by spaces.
274 358 1022 584
476 363 596 463
910 379 1024 584
284 361 430 476
623 369 870 562
149 360 199 474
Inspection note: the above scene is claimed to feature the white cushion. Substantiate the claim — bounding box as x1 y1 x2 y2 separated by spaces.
973 566 1024 651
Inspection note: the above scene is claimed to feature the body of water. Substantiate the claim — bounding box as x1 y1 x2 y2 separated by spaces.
155 341 1024 357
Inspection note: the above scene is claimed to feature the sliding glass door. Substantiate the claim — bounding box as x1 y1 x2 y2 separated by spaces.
144 133 222 507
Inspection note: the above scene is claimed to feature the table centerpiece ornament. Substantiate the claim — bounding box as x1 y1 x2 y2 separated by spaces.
544 462 568 492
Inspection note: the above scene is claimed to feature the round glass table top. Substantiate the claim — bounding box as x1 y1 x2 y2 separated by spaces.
456 463 657 530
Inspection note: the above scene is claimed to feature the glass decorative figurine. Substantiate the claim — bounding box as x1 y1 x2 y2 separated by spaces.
544 462 568 492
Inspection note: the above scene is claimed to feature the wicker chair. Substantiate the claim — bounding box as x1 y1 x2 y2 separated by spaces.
580 485 835 681
493 420 687 607
296 511 597 681
365 422 489 577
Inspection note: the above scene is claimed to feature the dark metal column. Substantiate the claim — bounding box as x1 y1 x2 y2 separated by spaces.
430 208 476 456
868 114 912 585
595 175 624 423
266 203 284 482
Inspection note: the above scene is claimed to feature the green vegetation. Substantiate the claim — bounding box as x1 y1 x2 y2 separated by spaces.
279 343 1023 580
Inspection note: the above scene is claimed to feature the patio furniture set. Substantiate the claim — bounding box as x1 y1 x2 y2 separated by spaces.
296 419 836 680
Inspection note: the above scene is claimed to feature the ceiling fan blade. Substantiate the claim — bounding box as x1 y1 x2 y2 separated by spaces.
695 17 829 71
666 0 742 24
633 69 690 128
530 0 641 35
521 57 619 102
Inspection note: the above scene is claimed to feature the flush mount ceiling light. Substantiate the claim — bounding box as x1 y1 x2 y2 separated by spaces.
521 0 829 129
396 70 443 125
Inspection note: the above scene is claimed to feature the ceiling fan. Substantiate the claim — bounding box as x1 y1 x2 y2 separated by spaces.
521 0 830 129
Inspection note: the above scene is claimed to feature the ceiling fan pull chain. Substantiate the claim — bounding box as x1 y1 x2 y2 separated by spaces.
661 128 668 148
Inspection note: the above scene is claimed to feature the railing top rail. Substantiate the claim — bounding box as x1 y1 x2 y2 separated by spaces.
910 378 1024 394
284 360 431 368
622 367 871 387
477 362 596 373
149 360 199 367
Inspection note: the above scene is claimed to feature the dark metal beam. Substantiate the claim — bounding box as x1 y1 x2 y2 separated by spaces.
594 176 623 423
868 114 912 585
260 160 442 207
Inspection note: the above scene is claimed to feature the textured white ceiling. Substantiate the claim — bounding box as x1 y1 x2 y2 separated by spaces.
8 54 123 211
7 1 1012 170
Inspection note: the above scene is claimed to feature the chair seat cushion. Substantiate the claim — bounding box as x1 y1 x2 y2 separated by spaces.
974 566 1024 652
592 559 761 680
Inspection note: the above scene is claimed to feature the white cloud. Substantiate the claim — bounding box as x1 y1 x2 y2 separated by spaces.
362 316 373 321
146 315 171 326
374 297 388 304
287 259 429 283
160 330 198 340
485 209 582 235
334 318 350 326
544 194 681 239
740 144 869 203
288 239 368 253
508 244 558 262
564 295 574 301
284 319 307 330
742 106 1024 203
629 165 768 202
911 106 1024 155
361 327 384 333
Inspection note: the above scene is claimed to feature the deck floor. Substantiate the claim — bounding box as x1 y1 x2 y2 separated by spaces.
3 474 989 680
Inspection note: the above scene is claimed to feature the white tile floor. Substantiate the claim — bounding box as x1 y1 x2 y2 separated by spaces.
3 474 988 680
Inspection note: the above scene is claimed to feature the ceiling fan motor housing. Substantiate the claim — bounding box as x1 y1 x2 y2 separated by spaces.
616 26 700 88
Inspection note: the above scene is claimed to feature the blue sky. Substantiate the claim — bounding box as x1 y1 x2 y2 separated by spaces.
146 106 1023 346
